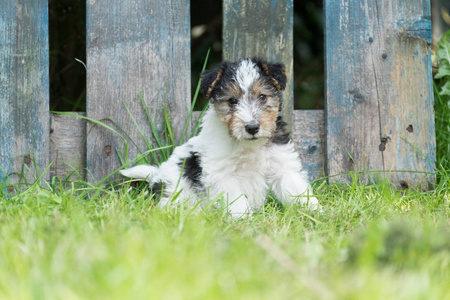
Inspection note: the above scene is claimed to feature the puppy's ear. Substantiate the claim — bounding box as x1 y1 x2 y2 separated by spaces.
265 62 287 91
254 58 287 91
200 66 224 99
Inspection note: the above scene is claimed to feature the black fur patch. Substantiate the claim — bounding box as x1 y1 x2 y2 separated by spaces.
272 116 290 145
178 151 203 188
150 181 164 197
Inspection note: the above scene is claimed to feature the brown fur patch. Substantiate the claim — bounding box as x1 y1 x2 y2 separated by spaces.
213 100 232 123
251 79 276 96
205 68 224 99
213 82 244 126
223 82 244 100
258 108 279 136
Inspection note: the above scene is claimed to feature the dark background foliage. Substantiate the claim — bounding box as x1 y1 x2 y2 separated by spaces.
49 0 86 111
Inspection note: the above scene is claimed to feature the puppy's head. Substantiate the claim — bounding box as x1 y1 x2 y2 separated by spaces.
200 58 287 145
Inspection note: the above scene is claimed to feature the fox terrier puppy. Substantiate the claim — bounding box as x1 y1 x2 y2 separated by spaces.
120 58 319 217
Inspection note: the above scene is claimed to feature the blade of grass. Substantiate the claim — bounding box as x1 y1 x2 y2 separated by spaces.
122 101 152 151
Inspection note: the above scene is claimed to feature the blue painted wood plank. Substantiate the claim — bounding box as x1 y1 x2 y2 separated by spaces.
293 110 325 181
223 0 294 131
324 0 435 188
0 0 50 188
86 0 191 183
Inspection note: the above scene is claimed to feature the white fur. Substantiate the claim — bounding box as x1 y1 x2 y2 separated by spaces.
234 59 260 93
120 104 319 217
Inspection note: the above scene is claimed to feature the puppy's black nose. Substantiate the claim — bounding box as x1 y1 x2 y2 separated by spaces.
245 122 260 135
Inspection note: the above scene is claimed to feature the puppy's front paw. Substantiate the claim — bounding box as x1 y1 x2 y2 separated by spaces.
300 196 322 212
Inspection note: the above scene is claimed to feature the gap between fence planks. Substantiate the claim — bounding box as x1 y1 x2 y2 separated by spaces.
49 110 325 183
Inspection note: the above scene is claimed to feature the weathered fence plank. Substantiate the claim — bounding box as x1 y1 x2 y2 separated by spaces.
86 0 191 183
50 113 86 181
293 110 325 181
324 0 435 187
223 0 294 130
0 0 50 187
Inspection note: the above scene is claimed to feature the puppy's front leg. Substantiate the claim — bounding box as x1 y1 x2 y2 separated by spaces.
270 171 320 210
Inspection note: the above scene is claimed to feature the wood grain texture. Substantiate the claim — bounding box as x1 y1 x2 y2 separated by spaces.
0 0 50 186
50 113 86 181
293 110 325 181
324 0 435 187
86 0 191 183
223 0 294 132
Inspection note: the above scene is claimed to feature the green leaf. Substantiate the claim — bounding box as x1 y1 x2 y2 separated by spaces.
439 81 450 97
435 30 450 65
435 30 450 98
435 62 450 79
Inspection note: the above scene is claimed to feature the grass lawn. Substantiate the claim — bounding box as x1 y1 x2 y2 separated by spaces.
0 177 449 300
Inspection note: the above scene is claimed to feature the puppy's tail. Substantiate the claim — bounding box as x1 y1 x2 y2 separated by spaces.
120 165 158 184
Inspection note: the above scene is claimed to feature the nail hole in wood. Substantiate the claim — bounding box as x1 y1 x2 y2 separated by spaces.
348 157 354 171
353 93 365 103
382 53 388 59
307 145 317 154
24 155 31 166
406 125 413 133
104 145 112 156
400 180 409 190
379 136 390 151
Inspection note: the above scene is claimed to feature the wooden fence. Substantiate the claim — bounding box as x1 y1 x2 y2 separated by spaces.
0 0 435 190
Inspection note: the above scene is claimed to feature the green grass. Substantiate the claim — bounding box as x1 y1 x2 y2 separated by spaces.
0 178 449 299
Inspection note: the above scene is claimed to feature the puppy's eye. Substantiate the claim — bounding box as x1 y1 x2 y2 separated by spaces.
258 94 267 102
228 98 239 105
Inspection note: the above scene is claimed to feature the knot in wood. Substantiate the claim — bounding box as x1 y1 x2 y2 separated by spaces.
400 180 409 190
348 157 355 171
307 145 317 154
353 93 365 103
104 145 112 156
379 136 390 151
24 155 32 166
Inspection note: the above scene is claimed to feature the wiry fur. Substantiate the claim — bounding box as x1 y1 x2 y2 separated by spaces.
121 58 319 217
